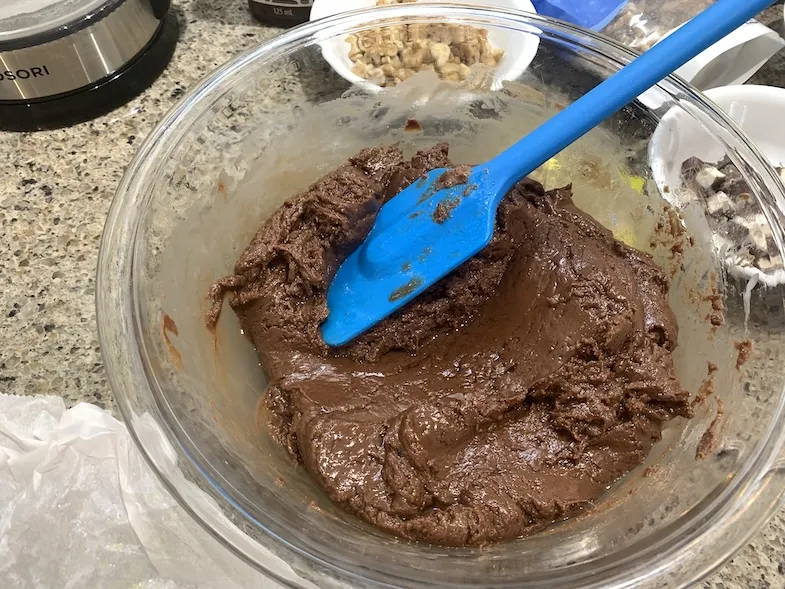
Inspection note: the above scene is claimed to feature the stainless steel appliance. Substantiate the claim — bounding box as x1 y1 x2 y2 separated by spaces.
0 0 177 130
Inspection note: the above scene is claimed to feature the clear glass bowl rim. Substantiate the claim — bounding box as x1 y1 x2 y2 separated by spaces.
97 5 785 588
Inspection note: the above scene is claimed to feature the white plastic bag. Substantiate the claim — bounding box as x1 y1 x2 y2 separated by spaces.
0 395 304 589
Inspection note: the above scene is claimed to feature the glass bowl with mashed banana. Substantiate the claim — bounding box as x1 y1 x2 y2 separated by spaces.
98 4 785 588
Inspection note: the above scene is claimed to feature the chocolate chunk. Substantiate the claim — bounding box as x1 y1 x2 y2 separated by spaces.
695 166 725 192
717 156 752 198
681 156 705 182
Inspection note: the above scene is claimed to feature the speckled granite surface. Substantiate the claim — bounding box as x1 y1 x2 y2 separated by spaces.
1 1 784 587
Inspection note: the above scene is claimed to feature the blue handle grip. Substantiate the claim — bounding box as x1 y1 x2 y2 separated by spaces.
487 0 774 199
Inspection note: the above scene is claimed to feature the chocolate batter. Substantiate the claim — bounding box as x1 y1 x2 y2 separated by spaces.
207 144 693 546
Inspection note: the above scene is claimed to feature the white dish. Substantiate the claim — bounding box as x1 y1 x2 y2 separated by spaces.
649 84 785 287
309 0 540 91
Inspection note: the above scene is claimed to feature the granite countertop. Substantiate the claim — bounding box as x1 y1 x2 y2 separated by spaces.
1 1 785 587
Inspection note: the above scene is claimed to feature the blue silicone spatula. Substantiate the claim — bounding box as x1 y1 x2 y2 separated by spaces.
322 0 774 347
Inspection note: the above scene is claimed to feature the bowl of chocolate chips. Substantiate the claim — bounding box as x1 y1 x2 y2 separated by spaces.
98 5 785 589
651 84 785 289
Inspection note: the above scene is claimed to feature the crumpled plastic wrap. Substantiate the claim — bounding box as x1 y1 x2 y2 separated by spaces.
602 0 715 51
532 0 784 89
0 394 306 589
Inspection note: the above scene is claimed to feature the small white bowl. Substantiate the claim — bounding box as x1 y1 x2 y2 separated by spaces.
649 84 785 287
650 84 785 197
309 0 540 91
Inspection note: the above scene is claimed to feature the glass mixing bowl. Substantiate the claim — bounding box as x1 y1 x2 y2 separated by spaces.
97 5 785 588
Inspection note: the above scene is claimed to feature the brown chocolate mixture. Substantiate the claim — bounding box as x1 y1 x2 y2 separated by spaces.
734 339 753 371
207 144 693 546
695 397 724 460
434 164 472 191
432 164 473 224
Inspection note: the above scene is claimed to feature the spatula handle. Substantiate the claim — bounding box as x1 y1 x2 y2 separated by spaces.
486 0 775 199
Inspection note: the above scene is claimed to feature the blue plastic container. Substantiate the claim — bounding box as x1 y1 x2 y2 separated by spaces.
531 0 629 31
